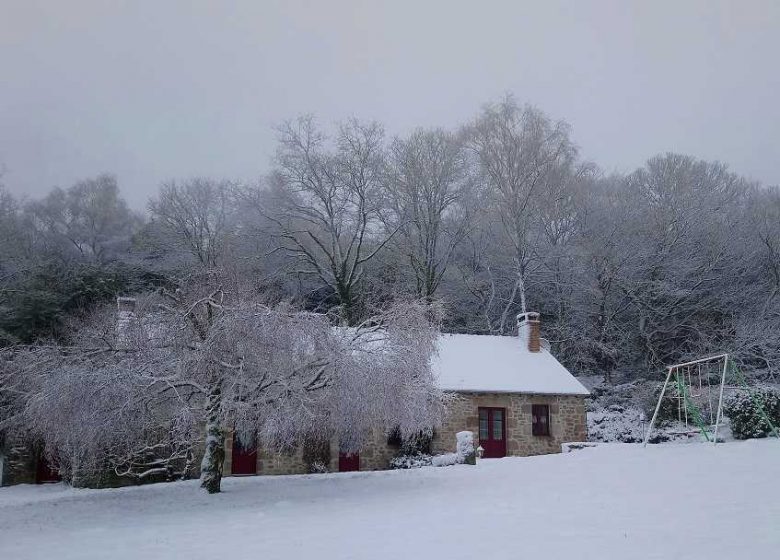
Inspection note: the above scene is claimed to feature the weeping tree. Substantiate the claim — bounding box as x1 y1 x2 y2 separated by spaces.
2 272 443 493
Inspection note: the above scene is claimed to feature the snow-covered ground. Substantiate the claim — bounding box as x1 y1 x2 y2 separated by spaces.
2 441 778 560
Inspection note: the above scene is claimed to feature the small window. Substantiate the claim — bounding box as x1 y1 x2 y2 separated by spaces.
532 404 551 436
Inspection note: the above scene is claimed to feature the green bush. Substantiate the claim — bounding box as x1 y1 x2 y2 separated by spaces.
724 388 780 439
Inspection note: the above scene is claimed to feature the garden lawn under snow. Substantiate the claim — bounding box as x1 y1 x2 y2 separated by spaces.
2 441 779 560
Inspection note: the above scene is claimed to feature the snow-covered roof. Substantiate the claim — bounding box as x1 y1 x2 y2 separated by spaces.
433 334 590 396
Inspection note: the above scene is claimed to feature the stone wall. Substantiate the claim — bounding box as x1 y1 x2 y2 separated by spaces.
0 436 37 486
223 431 310 476
3 392 587 485
433 392 588 457
223 428 396 476
355 429 396 471
222 392 587 477
222 393 587 477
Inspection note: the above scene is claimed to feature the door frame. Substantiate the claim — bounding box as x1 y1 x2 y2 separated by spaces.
478 406 507 458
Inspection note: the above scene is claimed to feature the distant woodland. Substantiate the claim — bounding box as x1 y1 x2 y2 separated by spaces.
2 96 779 382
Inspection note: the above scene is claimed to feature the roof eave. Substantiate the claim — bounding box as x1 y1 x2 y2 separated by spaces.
442 388 591 397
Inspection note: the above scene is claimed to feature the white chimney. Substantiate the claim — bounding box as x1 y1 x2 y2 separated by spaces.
116 297 137 349
517 312 541 352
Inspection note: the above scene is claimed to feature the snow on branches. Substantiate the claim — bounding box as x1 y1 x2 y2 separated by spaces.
0 273 443 493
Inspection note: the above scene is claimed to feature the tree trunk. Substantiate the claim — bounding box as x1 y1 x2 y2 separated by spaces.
337 283 357 326
518 271 527 315
200 383 225 494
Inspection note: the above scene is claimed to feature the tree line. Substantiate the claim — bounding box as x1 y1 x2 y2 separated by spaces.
2 95 779 382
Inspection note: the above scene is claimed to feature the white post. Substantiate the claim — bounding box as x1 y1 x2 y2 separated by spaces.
644 366 674 448
712 354 729 445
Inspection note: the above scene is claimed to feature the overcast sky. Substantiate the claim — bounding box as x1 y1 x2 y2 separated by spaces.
1 0 779 209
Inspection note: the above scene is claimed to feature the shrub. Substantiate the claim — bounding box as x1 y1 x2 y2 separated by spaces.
587 408 644 443
302 437 331 473
724 388 780 440
390 453 432 469
637 381 687 427
387 427 433 455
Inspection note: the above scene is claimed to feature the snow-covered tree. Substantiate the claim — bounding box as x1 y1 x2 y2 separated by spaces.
385 128 472 300
466 96 579 316
147 178 238 268
2 273 442 493
25 174 137 262
265 116 396 324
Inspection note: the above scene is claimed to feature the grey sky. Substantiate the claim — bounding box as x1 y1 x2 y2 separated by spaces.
1 0 778 209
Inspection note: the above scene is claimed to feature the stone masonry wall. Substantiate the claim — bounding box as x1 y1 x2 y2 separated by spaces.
224 428 396 476
224 431 309 476
222 392 587 477
0 437 36 486
432 392 588 457
357 429 396 471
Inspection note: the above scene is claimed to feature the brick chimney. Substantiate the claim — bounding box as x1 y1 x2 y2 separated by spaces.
517 312 541 353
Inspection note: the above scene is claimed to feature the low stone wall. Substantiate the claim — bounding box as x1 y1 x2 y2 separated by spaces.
433 392 588 457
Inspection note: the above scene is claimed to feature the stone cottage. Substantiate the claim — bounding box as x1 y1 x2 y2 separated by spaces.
226 312 589 475
430 313 590 458
0 309 589 485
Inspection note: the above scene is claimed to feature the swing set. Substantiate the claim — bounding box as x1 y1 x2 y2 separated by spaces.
643 353 780 446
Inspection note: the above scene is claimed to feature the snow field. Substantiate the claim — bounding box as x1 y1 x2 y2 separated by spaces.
1 440 778 560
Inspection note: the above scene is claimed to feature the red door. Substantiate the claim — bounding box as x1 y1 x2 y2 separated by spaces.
478 407 506 458
35 455 61 484
338 452 360 472
231 435 258 475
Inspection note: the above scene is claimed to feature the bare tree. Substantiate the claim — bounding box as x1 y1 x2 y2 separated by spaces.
148 178 236 268
727 186 780 377
615 154 749 366
267 116 396 324
0 184 22 271
386 128 472 300
7 94 780 401
26 174 136 262
467 96 579 315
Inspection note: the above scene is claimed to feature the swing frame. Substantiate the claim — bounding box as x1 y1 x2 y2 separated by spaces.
643 354 729 447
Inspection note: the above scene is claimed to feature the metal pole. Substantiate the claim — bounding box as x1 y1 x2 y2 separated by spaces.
712 354 729 445
669 354 729 369
644 366 674 448
683 367 689 428
706 362 715 424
